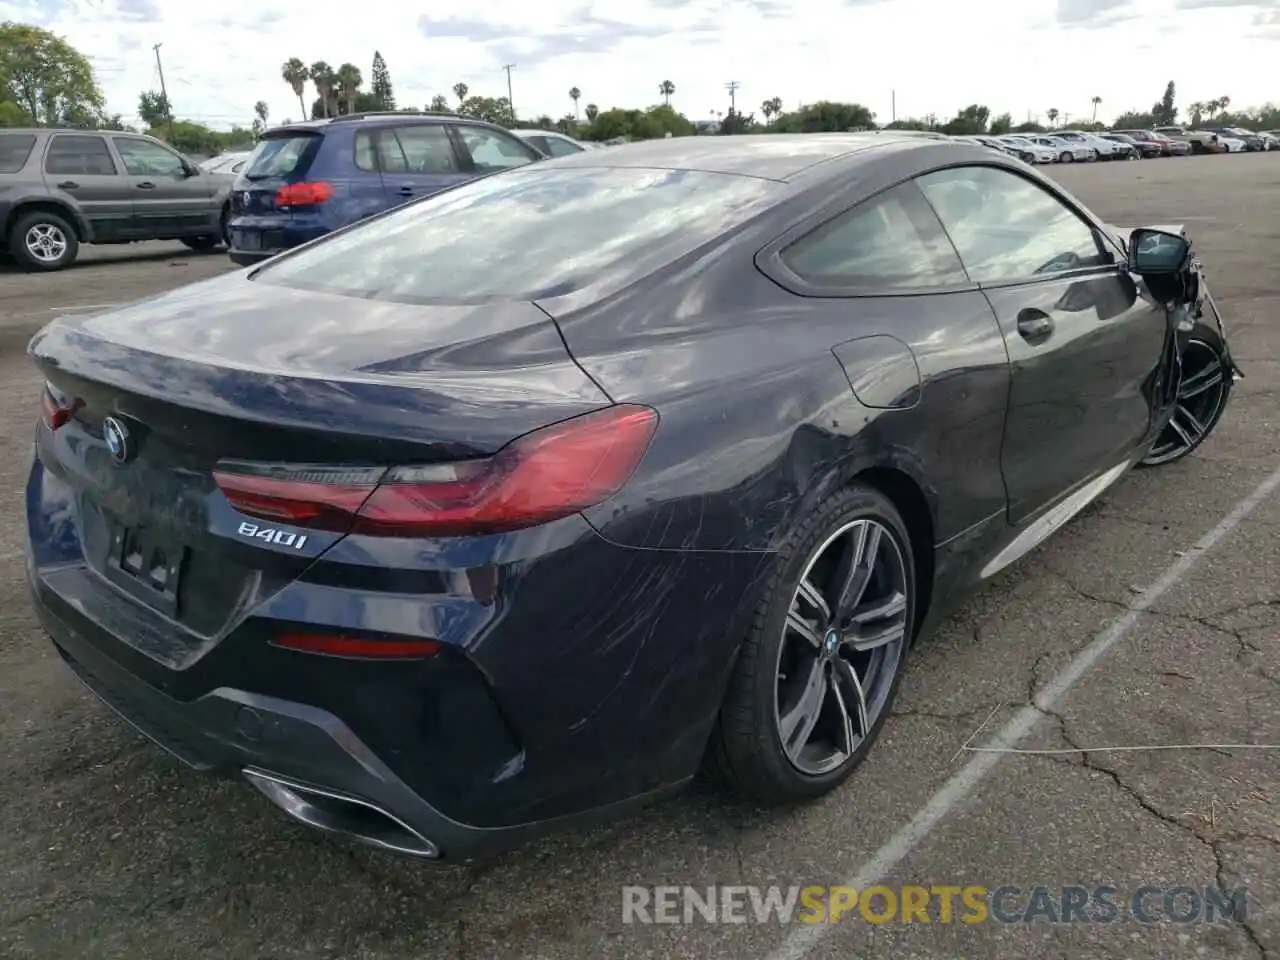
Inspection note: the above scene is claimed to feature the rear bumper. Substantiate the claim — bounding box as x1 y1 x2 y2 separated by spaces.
228 249 275 266
33 589 685 860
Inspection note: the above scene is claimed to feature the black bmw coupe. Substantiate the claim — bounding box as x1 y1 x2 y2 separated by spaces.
26 133 1238 860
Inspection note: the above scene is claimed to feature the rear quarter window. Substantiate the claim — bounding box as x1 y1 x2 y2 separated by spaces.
0 134 37 174
244 133 322 178
253 166 780 302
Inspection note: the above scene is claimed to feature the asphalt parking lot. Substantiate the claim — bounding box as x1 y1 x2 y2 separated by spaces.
1 155 1277 960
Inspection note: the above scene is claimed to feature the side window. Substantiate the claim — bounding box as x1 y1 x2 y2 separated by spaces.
45 135 117 176
916 165 1106 284
780 182 968 289
454 127 539 174
523 135 551 154
354 130 378 171
0 133 37 173
112 138 185 177
544 136 584 158
378 125 459 174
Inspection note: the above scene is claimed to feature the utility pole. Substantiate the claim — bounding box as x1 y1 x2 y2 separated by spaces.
891 89 896 123
724 80 740 115
152 43 174 141
502 64 516 123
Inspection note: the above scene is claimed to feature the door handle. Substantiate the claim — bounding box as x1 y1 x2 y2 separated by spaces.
136 181 156 189
1016 309 1054 344
397 185 414 196
56 180 80 189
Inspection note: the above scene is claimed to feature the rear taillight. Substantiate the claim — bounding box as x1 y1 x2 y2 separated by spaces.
213 404 658 538
273 181 334 207
39 385 82 431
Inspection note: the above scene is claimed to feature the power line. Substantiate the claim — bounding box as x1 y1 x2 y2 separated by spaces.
502 64 516 121
152 42 174 141
725 80 740 114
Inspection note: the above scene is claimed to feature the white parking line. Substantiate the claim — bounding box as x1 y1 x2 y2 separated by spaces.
47 303 123 313
766 459 1280 960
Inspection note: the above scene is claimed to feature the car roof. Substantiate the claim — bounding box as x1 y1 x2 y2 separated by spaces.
537 132 959 182
265 113 498 135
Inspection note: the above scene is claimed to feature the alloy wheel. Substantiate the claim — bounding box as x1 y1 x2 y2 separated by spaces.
24 223 68 264
1142 340 1230 465
773 518 909 776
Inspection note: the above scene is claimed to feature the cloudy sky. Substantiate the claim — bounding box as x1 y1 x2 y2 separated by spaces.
3 0 1278 130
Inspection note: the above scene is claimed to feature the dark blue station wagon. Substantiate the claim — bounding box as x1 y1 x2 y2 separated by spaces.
227 112 544 265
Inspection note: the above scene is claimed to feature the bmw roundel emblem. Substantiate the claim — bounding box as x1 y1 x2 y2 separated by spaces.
102 416 134 464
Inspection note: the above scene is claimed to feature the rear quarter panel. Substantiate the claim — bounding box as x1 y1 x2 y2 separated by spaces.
545 159 1012 555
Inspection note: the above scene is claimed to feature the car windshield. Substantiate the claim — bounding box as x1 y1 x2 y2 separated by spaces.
243 133 320 179
253 166 780 302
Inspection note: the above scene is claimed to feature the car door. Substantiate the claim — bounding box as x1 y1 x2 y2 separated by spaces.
916 164 1168 524
449 125 542 176
373 123 466 204
41 134 136 241
110 136 217 237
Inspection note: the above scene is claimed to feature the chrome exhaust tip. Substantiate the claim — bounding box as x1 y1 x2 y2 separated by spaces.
243 769 440 859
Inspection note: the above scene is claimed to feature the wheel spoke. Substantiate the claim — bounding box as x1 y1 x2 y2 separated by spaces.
831 657 870 737
779 657 828 761
785 609 823 649
1179 361 1223 400
828 671 857 756
795 577 831 624
1170 403 1205 447
831 521 881 625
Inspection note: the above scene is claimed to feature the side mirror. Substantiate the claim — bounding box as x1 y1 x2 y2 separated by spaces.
1127 228 1191 275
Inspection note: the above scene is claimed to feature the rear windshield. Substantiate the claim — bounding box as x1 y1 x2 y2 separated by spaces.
243 133 320 179
253 166 780 302
0 133 37 174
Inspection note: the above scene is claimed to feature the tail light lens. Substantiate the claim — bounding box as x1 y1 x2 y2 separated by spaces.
40 385 82 431
274 181 334 207
272 631 442 659
213 404 658 538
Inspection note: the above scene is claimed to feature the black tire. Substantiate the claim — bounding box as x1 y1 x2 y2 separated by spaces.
1060 151 1073 163
705 483 917 804
1139 320 1233 468
181 235 221 252
8 209 79 271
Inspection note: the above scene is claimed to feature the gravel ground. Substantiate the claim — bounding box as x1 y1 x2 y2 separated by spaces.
1 153 1277 960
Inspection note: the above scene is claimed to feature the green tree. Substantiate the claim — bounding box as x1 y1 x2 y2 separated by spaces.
1153 81 1176 125
335 63 362 116
1012 120 1047 133
137 90 171 128
1 21 105 126
659 80 675 106
1046 107 1059 127
370 51 395 110
940 104 990 135
771 101 874 133
458 94 513 125
311 90 377 119
585 102 598 122
988 112 1013 135
453 82 468 105
1111 111 1154 130
281 58 309 119
569 86 581 120
429 94 450 112
310 61 336 117
252 99 269 137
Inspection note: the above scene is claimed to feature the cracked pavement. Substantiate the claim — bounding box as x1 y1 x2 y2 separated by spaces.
1 156 1278 959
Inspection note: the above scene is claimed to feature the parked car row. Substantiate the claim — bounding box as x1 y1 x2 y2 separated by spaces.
960 125 1277 165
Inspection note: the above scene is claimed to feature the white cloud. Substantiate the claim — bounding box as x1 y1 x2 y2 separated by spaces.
2 0 1277 131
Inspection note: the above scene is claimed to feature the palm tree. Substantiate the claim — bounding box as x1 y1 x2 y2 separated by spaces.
1047 107 1059 127
585 103 599 123
569 86 581 120
252 99 269 137
1091 95 1101 121
1215 95 1230 117
336 63 362 116
1189 101 1206 124
309 61 334 118
761 96 782 125
281 58 309 119
659 80 675 106
453 82 468 106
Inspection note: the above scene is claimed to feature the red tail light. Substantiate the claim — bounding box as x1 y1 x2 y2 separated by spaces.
213 404 658 538
40 385 82 431
274 181 334 207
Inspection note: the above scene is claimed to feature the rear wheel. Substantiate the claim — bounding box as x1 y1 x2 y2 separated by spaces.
707 484 916 804
1060 151 1073 163
9 210 79 271
180 235 220 252
1140 323 1233 467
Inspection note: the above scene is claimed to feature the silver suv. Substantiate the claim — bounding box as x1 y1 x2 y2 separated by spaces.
0 129 234 271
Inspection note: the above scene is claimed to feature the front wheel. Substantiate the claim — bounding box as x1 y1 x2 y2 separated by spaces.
706 485 916 804
1140 323 1233 467
1060 151 1074 163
